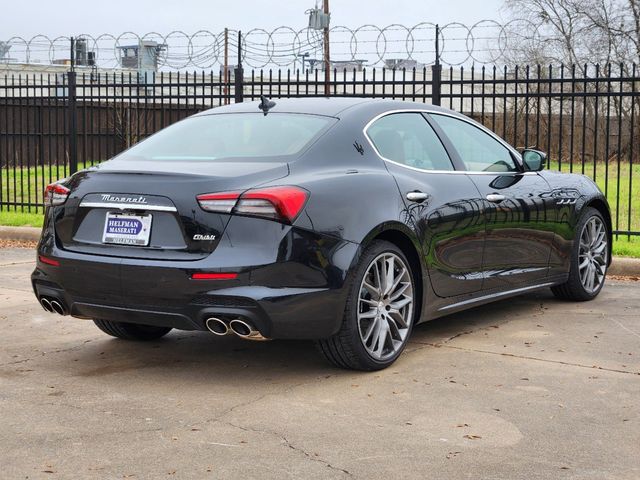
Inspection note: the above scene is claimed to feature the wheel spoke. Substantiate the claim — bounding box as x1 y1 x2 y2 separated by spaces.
373 261 383 293
362 280 380 299
362 317 379 344
388 309 408 328
383 256 395 295
389 296 412 310
386 316 401 340
387 267 406 296
389 281 410 301
374 324 388 358
359 298 379 307
358 309 377 320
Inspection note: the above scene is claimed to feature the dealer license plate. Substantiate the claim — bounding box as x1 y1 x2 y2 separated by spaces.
102 212 152 246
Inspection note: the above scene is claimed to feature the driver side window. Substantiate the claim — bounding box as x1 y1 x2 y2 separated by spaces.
429 114 518 172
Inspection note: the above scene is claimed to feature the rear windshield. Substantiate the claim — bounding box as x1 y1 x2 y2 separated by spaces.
116 113 334 162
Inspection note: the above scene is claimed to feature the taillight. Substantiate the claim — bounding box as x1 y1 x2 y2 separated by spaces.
197 186 308 223
195 191 241 214
44 183 70 207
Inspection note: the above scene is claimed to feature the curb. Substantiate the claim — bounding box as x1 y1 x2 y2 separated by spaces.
0 226 41 242
608 257 640 277
1 225 639 277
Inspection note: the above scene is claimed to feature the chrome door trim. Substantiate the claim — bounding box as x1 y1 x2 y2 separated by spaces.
437 282 556 312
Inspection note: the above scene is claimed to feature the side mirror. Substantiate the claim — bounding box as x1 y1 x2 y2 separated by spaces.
522 149 546 172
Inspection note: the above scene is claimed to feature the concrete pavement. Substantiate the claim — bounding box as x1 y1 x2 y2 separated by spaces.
1 247 639 479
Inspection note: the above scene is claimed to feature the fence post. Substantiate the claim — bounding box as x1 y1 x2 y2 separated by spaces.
431 24 441 106
68 38 78 174
234 30 244 103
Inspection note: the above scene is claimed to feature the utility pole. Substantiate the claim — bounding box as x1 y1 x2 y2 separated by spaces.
68 37 78 174
323 0 330 96
223 28 229 104
234 31 244 103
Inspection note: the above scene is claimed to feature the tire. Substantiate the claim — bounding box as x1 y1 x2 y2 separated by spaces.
551 207 609 301
93 319 172 341
316 240 418 371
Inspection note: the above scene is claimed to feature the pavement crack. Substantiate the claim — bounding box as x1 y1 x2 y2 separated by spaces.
281 433 353 477
0 260 35 267
430 343 640 376
225 421 353 477
0 340 92 367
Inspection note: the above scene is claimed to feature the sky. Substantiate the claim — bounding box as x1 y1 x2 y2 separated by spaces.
6 0 507 39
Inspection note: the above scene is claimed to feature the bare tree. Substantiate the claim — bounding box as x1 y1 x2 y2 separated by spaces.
501 0 638 66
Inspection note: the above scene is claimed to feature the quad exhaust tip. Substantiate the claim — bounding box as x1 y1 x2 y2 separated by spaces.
229 319 269 341
39 297 67 315
40 298 53 313
50 300 65 315
205 317 230 336
205 317 269 341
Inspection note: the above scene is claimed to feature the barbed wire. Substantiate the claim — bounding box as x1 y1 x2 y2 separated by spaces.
0 19 560 71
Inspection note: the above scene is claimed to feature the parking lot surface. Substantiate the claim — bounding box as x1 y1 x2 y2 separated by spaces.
1 247 639 479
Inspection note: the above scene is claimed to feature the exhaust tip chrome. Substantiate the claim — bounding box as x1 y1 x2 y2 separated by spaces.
40 297 53 313
205 317 230 336
229 319 269 341
50 300 66 315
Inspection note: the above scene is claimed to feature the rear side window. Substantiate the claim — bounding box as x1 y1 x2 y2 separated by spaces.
366 113 454 171
117 113 334 162
429 114 518 172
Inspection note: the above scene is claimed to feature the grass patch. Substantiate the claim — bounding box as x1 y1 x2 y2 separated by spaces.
549 160 640 238
612 237 640 258
0 210 44 228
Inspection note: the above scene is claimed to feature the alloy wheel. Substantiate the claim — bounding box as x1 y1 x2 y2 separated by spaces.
578 216 608 293
357 252 414 361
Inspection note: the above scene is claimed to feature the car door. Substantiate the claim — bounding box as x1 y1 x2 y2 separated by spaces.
366 112 485 297
428 113 554 290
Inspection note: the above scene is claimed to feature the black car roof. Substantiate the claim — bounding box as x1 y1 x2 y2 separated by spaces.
197 97 455 118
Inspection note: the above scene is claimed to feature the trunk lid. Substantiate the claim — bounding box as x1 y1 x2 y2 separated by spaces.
55 159 289 260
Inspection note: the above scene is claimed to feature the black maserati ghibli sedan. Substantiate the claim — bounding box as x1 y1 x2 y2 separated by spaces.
32 97 611 370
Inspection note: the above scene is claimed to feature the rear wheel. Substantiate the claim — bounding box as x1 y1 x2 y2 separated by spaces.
93 319 172 341
551 207 609 301
316 240 417 371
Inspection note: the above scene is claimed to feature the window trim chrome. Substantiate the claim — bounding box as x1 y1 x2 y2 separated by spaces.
362 108 530 175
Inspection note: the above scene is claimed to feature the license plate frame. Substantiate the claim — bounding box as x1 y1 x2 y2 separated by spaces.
102 211 152 246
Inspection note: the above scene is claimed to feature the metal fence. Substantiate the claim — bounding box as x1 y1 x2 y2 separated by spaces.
0 63 638 237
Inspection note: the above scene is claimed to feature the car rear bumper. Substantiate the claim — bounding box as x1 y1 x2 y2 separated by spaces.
32 224 360 340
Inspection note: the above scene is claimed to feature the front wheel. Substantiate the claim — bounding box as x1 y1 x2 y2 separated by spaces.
93 319 172 341
551 207 609 301
316 240 417 371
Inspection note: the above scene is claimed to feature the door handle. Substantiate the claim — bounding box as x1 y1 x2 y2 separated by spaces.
406 191 430 203
486 193 506 203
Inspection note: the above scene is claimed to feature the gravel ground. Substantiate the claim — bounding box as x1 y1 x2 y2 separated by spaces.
0 239 37 249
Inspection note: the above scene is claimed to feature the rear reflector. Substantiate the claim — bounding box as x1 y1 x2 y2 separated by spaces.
196 186 308 223
38 255 60 267
44 183 70 207
191 272 238 280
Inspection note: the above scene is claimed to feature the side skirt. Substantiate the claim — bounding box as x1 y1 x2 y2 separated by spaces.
421 273 569 322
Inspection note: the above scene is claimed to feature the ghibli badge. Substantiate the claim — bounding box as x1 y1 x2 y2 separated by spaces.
193 234 217 241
